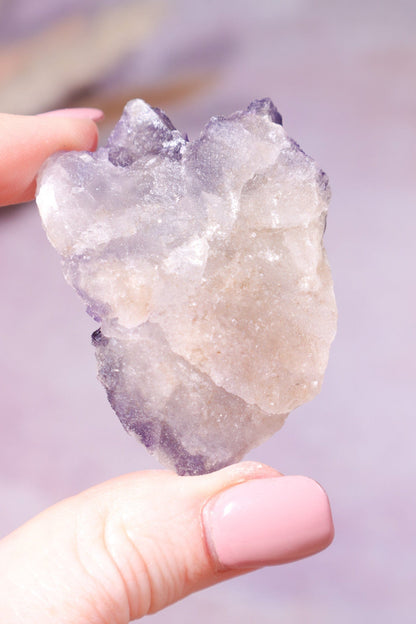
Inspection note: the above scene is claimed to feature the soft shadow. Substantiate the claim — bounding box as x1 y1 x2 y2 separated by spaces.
0 201 33 223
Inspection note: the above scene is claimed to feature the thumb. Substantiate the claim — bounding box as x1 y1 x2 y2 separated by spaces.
0 463 333 623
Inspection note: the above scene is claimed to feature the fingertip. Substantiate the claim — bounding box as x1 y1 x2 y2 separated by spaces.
43 116 99 152
0 113 100 206
37 107 104 122
202 475 334 570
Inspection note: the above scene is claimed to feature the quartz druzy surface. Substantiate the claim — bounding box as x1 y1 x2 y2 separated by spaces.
36 98 337 475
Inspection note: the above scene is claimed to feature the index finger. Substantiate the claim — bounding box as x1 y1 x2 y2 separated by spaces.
0 109 102 207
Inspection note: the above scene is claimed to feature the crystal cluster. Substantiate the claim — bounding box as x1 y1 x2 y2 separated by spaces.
36 98 337 475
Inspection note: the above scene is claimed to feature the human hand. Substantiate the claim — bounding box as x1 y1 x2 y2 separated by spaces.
0 107 101 206
0 110 334 623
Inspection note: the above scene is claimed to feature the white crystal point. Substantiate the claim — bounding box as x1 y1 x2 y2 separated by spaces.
36 98 337 475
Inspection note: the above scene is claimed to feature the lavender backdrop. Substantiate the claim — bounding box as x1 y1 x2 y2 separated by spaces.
0 1 415 622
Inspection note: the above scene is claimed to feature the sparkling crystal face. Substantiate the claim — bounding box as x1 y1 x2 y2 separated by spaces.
36 98 337 475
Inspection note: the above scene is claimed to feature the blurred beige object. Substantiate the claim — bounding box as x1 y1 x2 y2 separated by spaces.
73 71 218 126
0 0 164 114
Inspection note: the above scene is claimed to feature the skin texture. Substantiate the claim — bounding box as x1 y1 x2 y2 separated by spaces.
0 465 281 623
0 111 334 623
0 111 99 205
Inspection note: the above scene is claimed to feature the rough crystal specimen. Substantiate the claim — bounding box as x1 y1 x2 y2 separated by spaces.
36 98 337 475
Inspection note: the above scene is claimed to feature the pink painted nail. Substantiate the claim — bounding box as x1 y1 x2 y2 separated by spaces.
202 476 334 570
37 108 104 122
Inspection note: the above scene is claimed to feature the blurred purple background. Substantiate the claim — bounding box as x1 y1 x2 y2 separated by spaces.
0 1 415 622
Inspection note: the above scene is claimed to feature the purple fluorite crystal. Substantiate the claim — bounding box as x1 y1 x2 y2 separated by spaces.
36 99 336 475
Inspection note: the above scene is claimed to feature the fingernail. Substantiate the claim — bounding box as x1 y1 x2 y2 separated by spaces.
202 476 334 570
37 108 104 122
